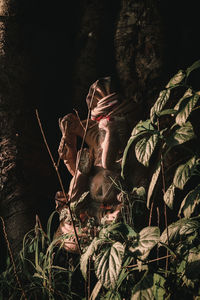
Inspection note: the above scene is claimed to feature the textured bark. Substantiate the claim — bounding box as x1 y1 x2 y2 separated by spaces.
0 0 56 254
115 0 164 115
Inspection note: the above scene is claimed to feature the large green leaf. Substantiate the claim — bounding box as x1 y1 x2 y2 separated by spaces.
165 69 185 88
121 120 155 178
147 164 161 209
131 272 166 300
185 246 200 280
130 227 160 257
173 156 196 190
131 272 154 300
186 59 200 77
135 134 159 167
175 94 199 125
150 89 171 122
164 183 176 209
153 274 166 300
174 88 193 111
80 238 106 279
95 242 125 289
166 121 195 148
138 227 160 254
156 108 178 117
160 218 200 244
179 184 200 218
90 280 102 300
99 222 137 240
131 120 155 136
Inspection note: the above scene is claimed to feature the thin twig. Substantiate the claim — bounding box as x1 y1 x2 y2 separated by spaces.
0 216 27 300
73 108 86 130
148 201 154 226
87 257 91 300
157 206 160 266
125 254 172 269
68 81 99 203
36 109 82 255
157 119 169 275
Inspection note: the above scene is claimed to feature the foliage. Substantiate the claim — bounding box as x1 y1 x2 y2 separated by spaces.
0 212 79 300
122 59 200 215
1 61 200 299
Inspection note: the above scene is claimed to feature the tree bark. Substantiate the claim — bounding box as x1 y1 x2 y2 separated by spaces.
0 0 56 254
115 0 164 115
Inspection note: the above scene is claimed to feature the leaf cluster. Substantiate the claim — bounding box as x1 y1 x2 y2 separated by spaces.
122 60 200 217
2 61 200 300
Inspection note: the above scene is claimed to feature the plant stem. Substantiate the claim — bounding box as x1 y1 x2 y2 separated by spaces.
0 216 27 300
157 119 169 276
125 254 172 269
157 206 160 265
36 110 82 254
148 201 154 226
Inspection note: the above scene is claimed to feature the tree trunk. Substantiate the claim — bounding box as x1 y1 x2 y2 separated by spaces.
115 0 164 114
0 0 56 255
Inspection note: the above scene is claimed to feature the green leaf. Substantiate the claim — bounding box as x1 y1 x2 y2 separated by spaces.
139 227 160 249
166 69 185 88
131 120 155 136
176 94 199 125
103 290 122 300
179 184 200 218
186 60 200 77
166 121 195 148
130 227 160 257
164 184 176 209
131 272 154 300
95 242 125 289
153 274 166 300
99 222 137 240
147 164 161 209
174 88 193 111
132 186 146 200
47 211 57 241
116 256 132 287
135 134 159 167
121 120 155 178
160 218 200 244
185 247 200 280
90 280 102 300
157 108 178 116
80 238 105 280
150 89 171 122
173 156 196 189
121 136 135 179
137 227 160 256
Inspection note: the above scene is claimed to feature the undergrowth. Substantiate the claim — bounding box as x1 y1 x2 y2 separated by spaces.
1 61 200 299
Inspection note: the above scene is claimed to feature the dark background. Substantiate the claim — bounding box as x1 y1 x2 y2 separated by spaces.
22 0 200 216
